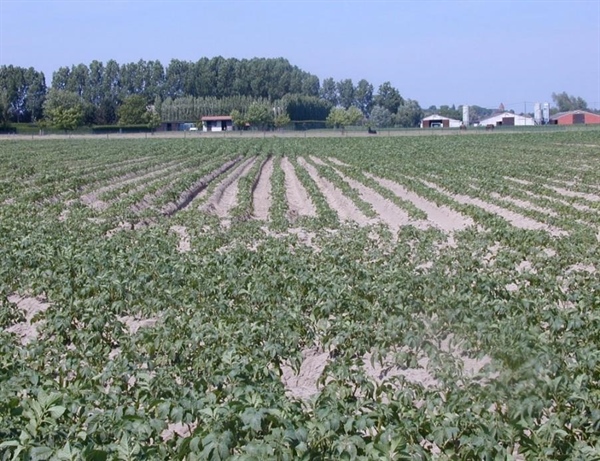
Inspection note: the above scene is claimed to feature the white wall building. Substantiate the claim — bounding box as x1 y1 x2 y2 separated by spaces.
420 114 463 128
478 112 534 127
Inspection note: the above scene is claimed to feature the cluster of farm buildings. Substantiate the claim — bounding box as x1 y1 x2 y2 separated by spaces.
159 106 600 132
422 104 600 129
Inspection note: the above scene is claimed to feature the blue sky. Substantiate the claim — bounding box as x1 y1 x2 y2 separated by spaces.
1 0 599 110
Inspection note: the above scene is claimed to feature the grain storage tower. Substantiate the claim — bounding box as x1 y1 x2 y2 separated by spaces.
534 103 542 125
462 105 470 126
542 103 550 124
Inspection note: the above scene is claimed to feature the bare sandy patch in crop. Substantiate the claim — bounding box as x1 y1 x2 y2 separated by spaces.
520 189 592 212
298 157 370 225
332 168 411 232
368 174 473 233
170 225 191 253
489 192 559 217
280 348 330 399
201 157 256 223
161 156 242 215
252 156 274 220
5 295 51 345
280 157 317 219
281 336 495 399
118 315 160 335
421 180 567 237
161 421 198 442
504 176 532 186
545 185 600 203
80 160 184 211
327 157 351 167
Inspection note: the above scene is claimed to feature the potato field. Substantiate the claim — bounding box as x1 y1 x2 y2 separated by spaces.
1 131 599 460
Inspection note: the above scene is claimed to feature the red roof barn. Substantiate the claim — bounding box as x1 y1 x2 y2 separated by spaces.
550 110 600 125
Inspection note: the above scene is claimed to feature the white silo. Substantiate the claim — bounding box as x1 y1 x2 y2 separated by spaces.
534 103 542 125
462 105 469 126
542 103 550 124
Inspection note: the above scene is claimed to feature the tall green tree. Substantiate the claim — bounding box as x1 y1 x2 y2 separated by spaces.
370 105 393 128
354 79 374 117
246 102 273 130
43 89 83 131
320 77 338 107
118 95 151 125
374 82 403 114
394 99 423 127
552 92 588 112
0 65 47 122
337 79 355 109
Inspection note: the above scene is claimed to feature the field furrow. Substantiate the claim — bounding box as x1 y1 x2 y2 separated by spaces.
252 156 274 221
280 156 317 219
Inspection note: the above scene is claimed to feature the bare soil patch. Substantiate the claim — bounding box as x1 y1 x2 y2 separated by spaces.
162 156 242 216
332 168 411 232
5 295 51 345
489 192 558 217
80 160 184 211
252 156 274 220
545 185 600 203
368 174 473 233
421 180 567 237
504 176 532 186
170 225 191 253
280 157 317 219
327 157 351 167
298 157 369 225
201 157 256 221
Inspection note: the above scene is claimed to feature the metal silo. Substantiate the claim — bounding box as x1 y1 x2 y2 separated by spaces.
462 105 469 126
542 103 550 124
534 103 542 125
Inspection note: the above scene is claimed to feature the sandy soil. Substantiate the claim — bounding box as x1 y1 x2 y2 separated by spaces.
161 156 242 215
489 192 558 217
327 157 351 167
280 157 317 219
170 225 191 252
421 180 567 237
520 189 592 212
281 336 494 399
5 295 51 345
252 157 274 220
118 315 160 335
503 176 533 186
545 185 600 202
80 160 184 210
298 157 369 225
332 168 411 232
201 157 257 219
368 174 473 233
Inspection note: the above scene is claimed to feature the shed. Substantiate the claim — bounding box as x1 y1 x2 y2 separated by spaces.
420 114 462 128
478 112 534 127
549 110 600 125
202 115 233 132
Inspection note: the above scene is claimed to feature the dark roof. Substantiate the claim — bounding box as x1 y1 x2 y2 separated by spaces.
201 115 232 121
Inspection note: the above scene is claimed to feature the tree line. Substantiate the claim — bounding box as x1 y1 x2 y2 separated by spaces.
1 57 593 132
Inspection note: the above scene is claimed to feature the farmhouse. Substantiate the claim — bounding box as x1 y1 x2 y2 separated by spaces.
420 114 462 128
549 110 600 125
478 112 534 127
202 115 233 132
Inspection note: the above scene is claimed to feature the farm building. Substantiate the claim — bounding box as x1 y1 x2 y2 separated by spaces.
156 121 196 132
202 116 233 132
549 110 600 125
478 112 534 127
420 114 462 128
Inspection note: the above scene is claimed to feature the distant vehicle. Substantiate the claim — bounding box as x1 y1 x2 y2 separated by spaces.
189 126 198 131
181 123 198 131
